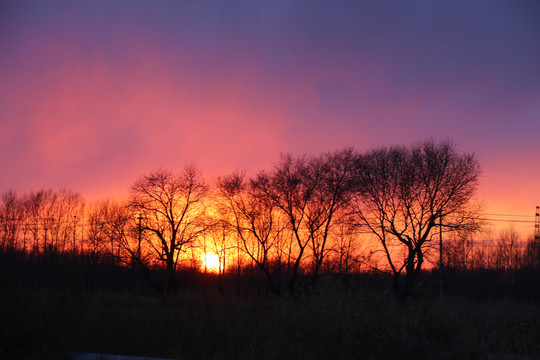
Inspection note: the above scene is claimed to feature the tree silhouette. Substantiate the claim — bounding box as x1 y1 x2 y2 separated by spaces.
351 140 481 297
248 150 357 291
130 166 208 295
524 235 540 270
217 172 288 294
0 190 24 252
494 227 522 276
307 148 357 276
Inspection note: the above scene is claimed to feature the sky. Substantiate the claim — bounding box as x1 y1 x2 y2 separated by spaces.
1 0 540 236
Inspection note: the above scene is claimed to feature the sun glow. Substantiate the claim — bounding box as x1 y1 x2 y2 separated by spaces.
201 252 221 274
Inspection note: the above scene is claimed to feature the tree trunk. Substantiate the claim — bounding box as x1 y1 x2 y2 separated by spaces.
403 248 423 298
166 258 177 296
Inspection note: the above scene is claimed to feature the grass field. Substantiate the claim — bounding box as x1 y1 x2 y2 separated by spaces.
1 283 540 360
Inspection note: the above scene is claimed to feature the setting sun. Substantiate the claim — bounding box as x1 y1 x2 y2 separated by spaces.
201 253 221 274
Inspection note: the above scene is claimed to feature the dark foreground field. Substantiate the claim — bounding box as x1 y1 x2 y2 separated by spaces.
1 283 540 360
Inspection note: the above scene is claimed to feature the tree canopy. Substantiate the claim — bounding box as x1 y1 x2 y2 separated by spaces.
351 139 481 296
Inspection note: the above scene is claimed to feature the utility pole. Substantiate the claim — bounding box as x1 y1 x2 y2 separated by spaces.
136 214 142 295
534 206 540 270
439 215 444 297
535 206 540 241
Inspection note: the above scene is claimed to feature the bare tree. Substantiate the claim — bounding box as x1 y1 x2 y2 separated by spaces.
246 150 357 291
129 167 208 295
0 190 24 252
59 190 85 256
326 214 368 274
85 200 110 264
524 234 540 270
351 140 481 297
251 155 316 292
443 233 475 271
94 200 136 266
22 190 46 256
40 189 85 256
494 227 522 276
216 172 288 294
34 190 59 255
307 148 357 276
202 215 237 275
13 189 84 259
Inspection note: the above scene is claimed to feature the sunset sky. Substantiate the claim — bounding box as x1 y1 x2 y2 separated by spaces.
2 1 540 236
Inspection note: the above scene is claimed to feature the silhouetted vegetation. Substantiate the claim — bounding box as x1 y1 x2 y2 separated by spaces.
0 140 490 297
1 140 540 358
2 276 540 359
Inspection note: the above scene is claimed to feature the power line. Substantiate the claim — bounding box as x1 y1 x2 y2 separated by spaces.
480 218 535 224
481 213 533 218
480 210 536 225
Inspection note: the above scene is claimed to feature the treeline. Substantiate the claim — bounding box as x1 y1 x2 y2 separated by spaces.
1 140 540 297
445 229 540 274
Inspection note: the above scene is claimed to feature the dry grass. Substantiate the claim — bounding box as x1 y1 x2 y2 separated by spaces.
1 284 539 360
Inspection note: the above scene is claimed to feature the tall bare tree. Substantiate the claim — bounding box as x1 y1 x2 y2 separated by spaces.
249 150 357 291
22 190 46 256
494 227 522 276
130 166 208 295
93 200 136 266
351 140 481 297
443 233 476 271
217 172 288 294
200 219 235 275
524 235 540 270
0 190 24 252
307 148 357 276
85 200 109 264
252 155 316 292
326 214 368 273
11 189 84 258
